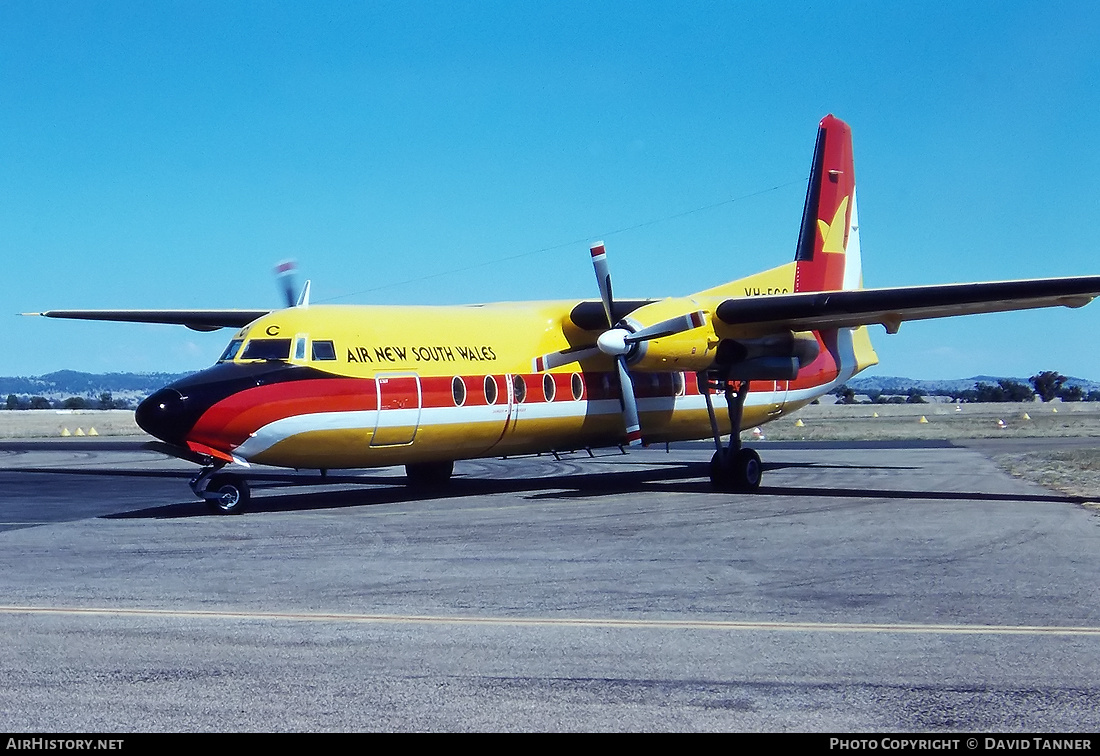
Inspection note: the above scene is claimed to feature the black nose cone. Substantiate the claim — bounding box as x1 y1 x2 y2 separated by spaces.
136 388 194 445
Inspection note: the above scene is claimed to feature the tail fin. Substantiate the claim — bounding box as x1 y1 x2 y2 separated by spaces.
793 115 862 293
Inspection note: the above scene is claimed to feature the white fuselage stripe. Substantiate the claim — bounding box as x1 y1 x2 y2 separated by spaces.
230 389 792 459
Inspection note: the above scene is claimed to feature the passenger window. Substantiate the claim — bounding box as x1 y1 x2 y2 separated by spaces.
543 373 556 402
311 340 337 361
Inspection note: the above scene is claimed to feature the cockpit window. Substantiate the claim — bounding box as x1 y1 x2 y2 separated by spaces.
312 340 337 361
218 339 244 362
241 339 292 361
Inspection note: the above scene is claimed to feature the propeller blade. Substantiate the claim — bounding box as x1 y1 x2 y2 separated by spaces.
615 356 642 447
625 311 707 343
590 242 615 328
586 241 642 445
532 345 601 372
274 260 299 309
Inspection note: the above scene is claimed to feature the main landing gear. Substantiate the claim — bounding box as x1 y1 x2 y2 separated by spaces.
700 376 763 491
404 460 455 489
191 465 250 515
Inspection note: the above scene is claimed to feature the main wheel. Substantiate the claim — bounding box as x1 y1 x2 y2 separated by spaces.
709 449 736 490
709 448 763 491
405 460 454 489
734 447 762 490
205 473 250 514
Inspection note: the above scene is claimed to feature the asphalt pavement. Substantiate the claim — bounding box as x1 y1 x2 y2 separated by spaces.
0 439 1098 732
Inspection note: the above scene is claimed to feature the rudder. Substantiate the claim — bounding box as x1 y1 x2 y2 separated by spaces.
793 115 861 293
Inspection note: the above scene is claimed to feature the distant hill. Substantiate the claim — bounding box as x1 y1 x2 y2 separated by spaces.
0 371 192 399
847 374 1100 396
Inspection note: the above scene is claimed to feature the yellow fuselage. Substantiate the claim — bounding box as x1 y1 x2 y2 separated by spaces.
167 264 876 470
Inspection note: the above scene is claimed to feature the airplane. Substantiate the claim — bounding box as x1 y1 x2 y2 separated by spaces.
28 114 1100 514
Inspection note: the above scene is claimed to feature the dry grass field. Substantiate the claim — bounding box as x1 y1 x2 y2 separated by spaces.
760 400 1100 441
2 402 1097 500
0 409 140 439
994 449 1100 503
762 402 1100 501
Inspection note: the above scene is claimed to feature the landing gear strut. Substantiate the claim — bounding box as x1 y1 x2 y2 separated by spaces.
191 464 251 514
701 376 762 491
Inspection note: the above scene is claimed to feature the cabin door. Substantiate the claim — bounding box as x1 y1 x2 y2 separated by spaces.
766 379 788 417
370 373 422 446
485 373 518 452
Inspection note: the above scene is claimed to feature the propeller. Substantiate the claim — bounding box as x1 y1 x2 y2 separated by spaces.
274 260 311 308
534 242 706 447
592 242 643 445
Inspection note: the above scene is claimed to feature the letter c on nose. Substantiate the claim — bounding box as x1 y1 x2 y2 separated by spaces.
266 325 280 336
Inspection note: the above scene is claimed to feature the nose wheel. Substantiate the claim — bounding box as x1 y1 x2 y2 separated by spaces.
191 466 251 514
205 474 250 514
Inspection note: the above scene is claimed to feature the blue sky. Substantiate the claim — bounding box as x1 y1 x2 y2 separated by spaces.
2 2 1098 380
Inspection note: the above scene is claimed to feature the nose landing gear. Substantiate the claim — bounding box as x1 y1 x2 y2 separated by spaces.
191 465 251 514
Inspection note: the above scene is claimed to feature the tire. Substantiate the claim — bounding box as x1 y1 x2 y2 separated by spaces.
405 460 454 489
709 449 736 490
709 448 763 491
735 447 762 490
205 473 250 514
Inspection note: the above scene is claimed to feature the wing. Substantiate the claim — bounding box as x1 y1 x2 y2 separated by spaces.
714 276 1100 334
24 310 271 332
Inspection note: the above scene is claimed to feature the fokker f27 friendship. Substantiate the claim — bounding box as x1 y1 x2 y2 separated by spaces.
31 115 1100 512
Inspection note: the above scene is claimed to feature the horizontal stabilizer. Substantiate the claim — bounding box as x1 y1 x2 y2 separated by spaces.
715 276 1100 333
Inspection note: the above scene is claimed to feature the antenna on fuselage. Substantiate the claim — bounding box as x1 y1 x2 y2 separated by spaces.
296 280 311 307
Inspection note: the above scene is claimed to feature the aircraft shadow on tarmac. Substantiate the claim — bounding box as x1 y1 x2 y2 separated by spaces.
93 458 1089 520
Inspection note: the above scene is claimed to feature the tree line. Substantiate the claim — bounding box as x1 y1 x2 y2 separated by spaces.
835 371 1100 404
5 392 132 411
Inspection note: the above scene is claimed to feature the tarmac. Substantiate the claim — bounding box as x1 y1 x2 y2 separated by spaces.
0 438 1098 732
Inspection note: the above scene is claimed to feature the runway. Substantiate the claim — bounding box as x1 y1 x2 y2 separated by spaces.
1 438 1098 731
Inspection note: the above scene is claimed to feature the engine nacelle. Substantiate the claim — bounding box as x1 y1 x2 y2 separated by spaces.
620 322 717 372
713 331 820 380
608 297 719 372
599 294 821 377
720 356 799 381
